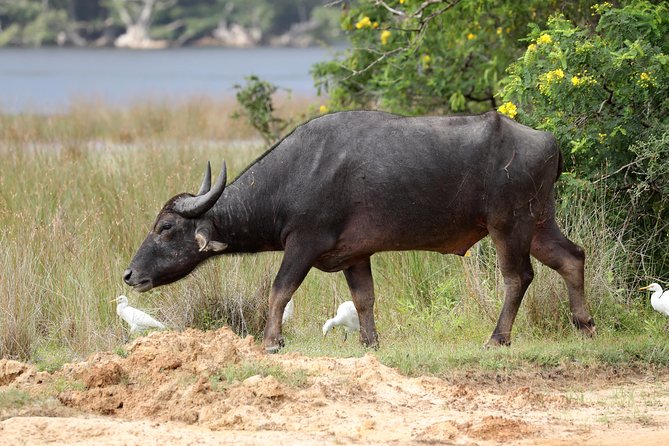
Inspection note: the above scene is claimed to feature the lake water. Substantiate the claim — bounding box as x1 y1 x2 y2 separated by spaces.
0 47 343 113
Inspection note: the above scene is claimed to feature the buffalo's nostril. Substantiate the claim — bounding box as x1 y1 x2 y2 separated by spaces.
123 268 133 284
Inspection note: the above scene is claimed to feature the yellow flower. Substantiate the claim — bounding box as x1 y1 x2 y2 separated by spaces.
422 54 431 65
637 72 655 87
466 32 476 40
551 68 565 79
527 43 537 52
355 16 372 29
592 2 613 15
380 30 392 45
319 105 329 114
598 133 607 142
571 73 597 87
538 69 565 95
496 27 503 36
399 0 405 3
537 33 552 45
498 101 518 119
373 21 379 29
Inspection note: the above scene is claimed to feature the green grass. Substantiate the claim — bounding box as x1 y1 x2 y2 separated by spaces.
0 388 35 410
32 343 79 373
283 311 669 375
1 99 667 377
210 360 310 390
50 377 86 393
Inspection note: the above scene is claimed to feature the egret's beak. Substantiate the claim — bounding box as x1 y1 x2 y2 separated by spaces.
110 298 118 303
639 286 651 291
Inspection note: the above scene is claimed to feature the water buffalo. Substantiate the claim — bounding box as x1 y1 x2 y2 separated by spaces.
124 110 595 352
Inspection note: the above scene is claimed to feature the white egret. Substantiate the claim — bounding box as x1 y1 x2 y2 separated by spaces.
112 295 166 333
282 298 295 325
322 301 360 340
639 283 669 316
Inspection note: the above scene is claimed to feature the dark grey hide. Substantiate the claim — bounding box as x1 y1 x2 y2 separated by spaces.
124 111 595 352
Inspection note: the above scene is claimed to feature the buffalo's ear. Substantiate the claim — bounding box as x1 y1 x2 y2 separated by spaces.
195 232 227 252
195 222 227 252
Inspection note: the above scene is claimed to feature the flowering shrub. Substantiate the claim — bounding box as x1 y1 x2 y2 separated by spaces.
312 0 599 114
499 1 669 177
497 101 517 119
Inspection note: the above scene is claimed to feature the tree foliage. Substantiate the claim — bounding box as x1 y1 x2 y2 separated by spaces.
313 0 599 114
500 1 669 177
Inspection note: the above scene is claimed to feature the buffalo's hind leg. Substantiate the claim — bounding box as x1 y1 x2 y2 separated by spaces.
343 257 379 348
486 225 535 348
530 220 595 336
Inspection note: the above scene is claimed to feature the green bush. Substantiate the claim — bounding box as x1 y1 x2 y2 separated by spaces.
499 1 669 177
232 75 290 144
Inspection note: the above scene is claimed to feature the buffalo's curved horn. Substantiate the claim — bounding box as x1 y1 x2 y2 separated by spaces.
173 161 227 218
196 161 212 196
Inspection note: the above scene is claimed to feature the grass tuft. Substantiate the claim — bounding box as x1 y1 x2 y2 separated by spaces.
0 388 34 410
210 360 309 390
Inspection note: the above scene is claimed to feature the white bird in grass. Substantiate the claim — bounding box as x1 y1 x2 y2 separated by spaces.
640 283 669 317
282 298 295 325
322 301 360 340
112 295 166 333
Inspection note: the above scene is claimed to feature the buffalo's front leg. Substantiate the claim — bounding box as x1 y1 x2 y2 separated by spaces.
343 258 379 348
263 236 330 353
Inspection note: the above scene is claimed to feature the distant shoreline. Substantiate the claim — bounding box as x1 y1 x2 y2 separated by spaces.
0 41 347 50
0 46 333 114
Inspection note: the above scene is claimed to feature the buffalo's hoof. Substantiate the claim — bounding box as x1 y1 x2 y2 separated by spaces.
265 345 281 354
484 336 511 349
263 336 285 354
574 317 596 338
360 330 379 349
361 340 380 350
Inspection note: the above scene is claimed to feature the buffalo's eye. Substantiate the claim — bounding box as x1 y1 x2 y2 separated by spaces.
158 222 173 233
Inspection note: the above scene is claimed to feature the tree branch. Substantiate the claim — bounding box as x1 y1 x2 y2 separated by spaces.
114 0 133 27
138 0 156 27
340 0 461 82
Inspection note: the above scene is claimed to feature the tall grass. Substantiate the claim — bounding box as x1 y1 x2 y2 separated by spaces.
0 99 664 372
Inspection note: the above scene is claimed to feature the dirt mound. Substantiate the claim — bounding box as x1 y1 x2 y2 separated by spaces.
57 328 262 422
2 328 669 445
466 415 536 441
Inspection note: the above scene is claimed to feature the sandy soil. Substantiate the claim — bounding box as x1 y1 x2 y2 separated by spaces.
1 328 668 445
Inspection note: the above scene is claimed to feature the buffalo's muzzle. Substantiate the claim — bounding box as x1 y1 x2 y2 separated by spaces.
123 268 133 284
123 268 153 292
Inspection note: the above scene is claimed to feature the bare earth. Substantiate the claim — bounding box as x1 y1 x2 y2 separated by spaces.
1 328 668 445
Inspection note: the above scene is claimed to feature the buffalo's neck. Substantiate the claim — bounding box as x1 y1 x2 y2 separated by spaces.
210 180 282 254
